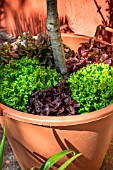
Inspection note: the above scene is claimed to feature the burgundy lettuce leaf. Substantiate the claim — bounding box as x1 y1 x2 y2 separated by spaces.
26 80 80 116
66 39 113 74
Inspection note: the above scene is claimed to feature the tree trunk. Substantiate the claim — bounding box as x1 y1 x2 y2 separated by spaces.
46 0 68 76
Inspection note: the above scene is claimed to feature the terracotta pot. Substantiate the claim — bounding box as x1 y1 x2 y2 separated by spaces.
0 103 7 125
0 34 113 170
1 0 109 37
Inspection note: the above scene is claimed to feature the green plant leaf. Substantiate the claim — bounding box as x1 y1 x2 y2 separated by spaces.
40 150 79 170
0 56 62 112
68 63 113 114
58 153 82 170
30 167 34 170
0 125 6 170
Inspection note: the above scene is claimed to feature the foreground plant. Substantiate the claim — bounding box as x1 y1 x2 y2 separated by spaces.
31 150 81 170
0 125 6 170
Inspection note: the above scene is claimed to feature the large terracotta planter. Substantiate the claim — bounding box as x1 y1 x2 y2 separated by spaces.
0 34 113 170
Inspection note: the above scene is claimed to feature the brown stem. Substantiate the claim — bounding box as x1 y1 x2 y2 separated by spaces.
46 0 68 76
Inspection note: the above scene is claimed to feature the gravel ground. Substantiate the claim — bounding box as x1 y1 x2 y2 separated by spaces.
0 126 20 170
0 125 113 170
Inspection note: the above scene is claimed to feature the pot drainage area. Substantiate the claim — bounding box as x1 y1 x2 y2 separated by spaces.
0 126 113 170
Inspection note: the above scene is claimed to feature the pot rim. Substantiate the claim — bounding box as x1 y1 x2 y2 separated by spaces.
1 103 113 126
33 33 92 39
61 33 92 38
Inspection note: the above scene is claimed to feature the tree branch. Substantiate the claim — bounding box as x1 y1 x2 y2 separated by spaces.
46 0 68 76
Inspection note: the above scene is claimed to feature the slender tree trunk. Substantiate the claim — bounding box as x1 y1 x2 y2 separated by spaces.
46 0 68 76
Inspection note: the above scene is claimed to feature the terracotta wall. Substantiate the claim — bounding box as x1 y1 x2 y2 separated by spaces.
0 0 111 37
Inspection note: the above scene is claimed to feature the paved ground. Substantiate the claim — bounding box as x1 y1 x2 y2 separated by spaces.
0 125 113 170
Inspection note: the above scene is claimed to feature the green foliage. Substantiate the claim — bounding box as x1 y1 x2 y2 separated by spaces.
68 63 113 114
0 56 62 112
40 150 81 170
0 125 6 170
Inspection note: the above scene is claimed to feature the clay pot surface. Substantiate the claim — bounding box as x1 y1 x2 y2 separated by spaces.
0 103 7 125
1 0 109 37
0 34 113 170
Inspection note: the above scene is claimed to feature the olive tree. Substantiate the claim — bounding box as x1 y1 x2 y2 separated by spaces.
46 0 68 76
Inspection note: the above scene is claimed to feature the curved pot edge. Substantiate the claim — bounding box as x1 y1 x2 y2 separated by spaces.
61 33 92 39
1 103 113 126
0 103 8 125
